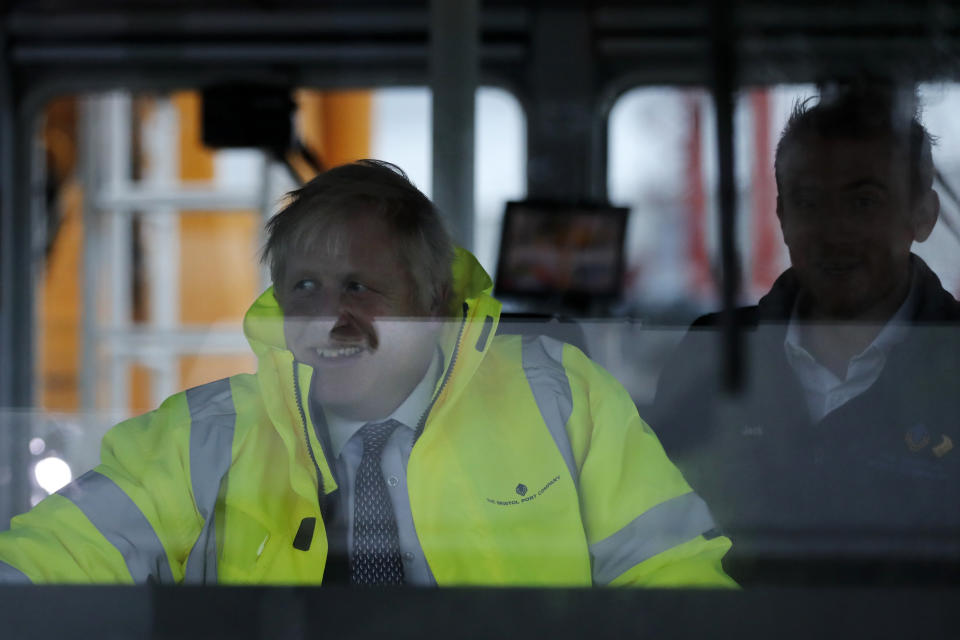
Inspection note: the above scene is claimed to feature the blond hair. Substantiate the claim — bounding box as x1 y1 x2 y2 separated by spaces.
262 160 455 313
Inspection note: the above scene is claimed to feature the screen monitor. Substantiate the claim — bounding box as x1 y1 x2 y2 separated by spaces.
494 201 628 301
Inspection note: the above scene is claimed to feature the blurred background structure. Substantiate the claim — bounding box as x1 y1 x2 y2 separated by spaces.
2 0 960 562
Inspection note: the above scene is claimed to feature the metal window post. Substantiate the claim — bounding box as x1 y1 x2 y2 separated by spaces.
525 7 595 202
257 152 275 292
105 92 133 414
0 33 36 525
710 2 742 393
430 0 478 250
79 96 104 412
140 96 181 407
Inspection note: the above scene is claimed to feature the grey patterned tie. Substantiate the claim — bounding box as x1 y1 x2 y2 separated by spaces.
350 419 405 586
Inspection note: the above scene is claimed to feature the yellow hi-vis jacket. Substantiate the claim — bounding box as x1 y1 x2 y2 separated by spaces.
0 250 734 587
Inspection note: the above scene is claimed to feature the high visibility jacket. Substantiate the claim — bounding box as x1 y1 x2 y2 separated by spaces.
0 250 733 587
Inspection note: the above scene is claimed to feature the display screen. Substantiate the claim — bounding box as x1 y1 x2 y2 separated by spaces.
495 201 628 299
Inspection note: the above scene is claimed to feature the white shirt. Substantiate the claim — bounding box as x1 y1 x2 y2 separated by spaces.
314 348 442 585
324 349 441 458
783 272 919 423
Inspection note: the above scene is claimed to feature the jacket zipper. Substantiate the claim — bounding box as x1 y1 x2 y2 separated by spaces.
292 359 326 511
413 302 469 442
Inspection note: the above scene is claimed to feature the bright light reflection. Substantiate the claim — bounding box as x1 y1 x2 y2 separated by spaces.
29 437 46 455
34 457 72 494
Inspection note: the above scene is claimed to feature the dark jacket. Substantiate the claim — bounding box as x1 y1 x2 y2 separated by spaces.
652 255 960 585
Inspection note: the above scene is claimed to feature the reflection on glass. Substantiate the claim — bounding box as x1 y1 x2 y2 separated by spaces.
33 457 72 495
3 58 959 598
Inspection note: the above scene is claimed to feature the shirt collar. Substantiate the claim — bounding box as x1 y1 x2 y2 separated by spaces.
321 347 443 458
871 264 920 352
784 264 921 366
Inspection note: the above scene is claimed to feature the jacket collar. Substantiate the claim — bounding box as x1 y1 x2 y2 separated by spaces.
756 253 960 325
424 249 503 428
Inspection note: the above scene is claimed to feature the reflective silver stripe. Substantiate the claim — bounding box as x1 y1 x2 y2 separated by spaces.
59 471 175 584
590 491 717 585
183 378 236 584
521 335 578 486
0 560 31 583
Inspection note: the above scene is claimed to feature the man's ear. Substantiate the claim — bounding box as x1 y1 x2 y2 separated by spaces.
912 189 940 243
775 194 789 245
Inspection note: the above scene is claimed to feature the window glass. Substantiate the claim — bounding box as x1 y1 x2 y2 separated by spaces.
7 6 960 599
23 85 526 507
372 86 526 273
914 83 960 297
608 84 819 318
608 87 716 317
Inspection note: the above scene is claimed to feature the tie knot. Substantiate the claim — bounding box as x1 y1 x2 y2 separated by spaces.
359 419 401 454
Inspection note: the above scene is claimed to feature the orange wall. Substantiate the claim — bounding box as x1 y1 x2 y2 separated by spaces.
40 89 372 413
297 90 372 170
39 184 82 411
40 98 80 411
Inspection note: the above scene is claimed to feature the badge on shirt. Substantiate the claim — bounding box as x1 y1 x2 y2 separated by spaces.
933 435 954 458
904 424 930 452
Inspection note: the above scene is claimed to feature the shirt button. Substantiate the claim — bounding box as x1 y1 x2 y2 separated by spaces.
387 475 399 487
403 552 415 562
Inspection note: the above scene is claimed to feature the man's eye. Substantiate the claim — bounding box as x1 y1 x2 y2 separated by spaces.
293 279 318 292
345 281 368 294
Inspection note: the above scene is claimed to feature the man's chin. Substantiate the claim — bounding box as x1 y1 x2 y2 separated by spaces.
312 387 375 417
811 291 876 320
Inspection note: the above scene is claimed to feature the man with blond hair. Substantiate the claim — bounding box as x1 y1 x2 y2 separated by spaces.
1 160 732 587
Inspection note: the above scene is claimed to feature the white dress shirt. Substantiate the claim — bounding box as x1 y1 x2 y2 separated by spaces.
783 272 919 423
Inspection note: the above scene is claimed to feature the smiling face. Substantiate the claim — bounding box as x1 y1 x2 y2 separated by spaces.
277 211 442 421
776 135 938 320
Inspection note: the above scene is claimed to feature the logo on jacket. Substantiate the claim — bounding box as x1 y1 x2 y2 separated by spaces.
905 424 931 452
486 475 561 507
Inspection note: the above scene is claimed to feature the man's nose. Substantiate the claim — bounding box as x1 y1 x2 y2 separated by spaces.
294 290 348 328
313 290 343 319
832 199 870 235
809 195 853 227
